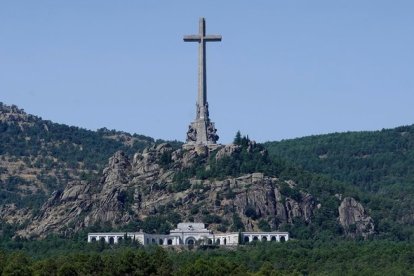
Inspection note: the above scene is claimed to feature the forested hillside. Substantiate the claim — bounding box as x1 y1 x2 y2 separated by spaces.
265 126 414 240
0 102 179 213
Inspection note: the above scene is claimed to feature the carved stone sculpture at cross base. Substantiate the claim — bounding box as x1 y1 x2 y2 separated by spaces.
207 122 219 143
183 17 221 147
186 125 197 142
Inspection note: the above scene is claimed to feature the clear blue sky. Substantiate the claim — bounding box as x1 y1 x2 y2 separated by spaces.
1 1 413 143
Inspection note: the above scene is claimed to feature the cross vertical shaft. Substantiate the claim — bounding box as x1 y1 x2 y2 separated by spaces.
199 18 206 113
184 17 221 146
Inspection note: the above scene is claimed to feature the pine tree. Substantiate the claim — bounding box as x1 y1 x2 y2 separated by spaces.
234 131 242 145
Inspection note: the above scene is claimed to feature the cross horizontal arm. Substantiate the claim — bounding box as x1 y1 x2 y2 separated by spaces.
184 35 201 42
204 35 222 42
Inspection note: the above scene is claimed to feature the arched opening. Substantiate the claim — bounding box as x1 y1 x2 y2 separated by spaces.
159 239 164 245
215 239 220 245
146 238 149 244
208 239 213 245
271 236 276 242
244 236 250 243
186 237 196 245
253 236 259 241
167 239 173 245
224 238 227 245
280 236 286 243
109 237 114 244
152 238 156 244
100 237 106 243
118 237 123 244
91 237 97 242
262 236 267 242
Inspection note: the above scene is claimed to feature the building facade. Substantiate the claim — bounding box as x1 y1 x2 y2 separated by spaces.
88 222 289 246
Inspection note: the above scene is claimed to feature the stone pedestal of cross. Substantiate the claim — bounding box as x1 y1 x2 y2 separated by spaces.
184 17 221 146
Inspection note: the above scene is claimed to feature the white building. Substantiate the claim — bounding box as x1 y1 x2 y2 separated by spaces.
87 222 289 246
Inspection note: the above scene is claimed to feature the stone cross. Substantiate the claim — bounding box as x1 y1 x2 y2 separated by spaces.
184 18 221 146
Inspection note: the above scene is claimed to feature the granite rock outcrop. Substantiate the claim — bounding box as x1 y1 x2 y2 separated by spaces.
338 197 375 238
17 143 375 239
17 144 319 238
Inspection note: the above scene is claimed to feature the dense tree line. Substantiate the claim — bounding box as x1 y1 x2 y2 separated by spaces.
265 125 414 241
264 125 414 192
0 240 413 275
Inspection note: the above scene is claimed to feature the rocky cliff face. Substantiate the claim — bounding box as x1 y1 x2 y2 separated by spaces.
18 151 132 238
17 143 320 238
16 143 376 239
338 197 375 238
